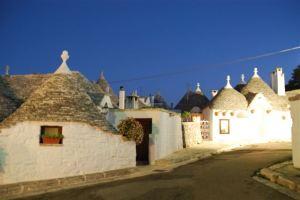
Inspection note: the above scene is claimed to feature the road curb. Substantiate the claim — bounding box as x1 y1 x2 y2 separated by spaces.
257 161 300 197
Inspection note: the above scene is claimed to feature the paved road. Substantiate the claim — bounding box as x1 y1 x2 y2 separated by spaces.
17 148 292 200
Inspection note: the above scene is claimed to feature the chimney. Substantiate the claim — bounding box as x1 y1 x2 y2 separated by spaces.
150 94 155 107
119 86 125 109
271 67 285 96
132 90 138 109
211 90 218 98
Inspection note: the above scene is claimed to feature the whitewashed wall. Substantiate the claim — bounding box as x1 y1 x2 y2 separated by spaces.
0 122 136 184
209 109 249 143
204 107 291 144
290 100 300 168
107 109 183 164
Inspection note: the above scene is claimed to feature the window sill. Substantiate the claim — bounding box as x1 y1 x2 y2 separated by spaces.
39 144 63 147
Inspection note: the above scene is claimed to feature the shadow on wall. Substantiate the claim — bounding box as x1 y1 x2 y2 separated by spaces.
0 147 7 172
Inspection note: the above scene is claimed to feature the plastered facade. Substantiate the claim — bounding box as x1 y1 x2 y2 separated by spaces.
0 121 135 184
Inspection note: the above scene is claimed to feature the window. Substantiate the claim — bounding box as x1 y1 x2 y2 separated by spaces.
40 126 63 145
219 119 230 134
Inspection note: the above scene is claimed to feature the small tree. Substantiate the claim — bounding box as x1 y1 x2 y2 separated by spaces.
286 65 300 91
117 118 144 145
181 111 191 122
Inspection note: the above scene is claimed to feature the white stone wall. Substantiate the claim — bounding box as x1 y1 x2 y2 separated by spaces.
290 100 300 168
207 107 291 144
107 109 183 164
182 122 202 147
0 122 136 184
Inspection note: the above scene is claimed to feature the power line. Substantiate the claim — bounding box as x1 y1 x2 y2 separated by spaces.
110 45 300 85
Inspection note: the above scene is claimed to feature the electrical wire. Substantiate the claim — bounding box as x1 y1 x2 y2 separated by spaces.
110 45 300 84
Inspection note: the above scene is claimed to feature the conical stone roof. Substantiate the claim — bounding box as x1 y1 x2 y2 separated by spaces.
0 73 117 133
175 90 209 112
0 76 21 122
96 72 118 105
240 77 289 111
154 93 169 109
210 88 248 110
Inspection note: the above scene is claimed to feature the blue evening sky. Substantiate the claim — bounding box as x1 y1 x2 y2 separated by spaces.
0 0 299 105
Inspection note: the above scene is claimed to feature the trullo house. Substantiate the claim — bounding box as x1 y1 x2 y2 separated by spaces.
202 67 292 143
0 51 136 184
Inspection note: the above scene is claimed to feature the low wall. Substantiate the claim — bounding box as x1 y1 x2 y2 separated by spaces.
0 167 137 199
290 100 300 168
182 122 202 148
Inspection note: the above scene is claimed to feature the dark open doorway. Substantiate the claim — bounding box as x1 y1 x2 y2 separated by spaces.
135 118 152 165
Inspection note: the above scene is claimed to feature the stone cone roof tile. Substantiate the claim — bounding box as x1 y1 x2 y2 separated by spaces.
96 73 118 105
209 88 248 110
154 93 169 109
175 90 209 112
0 73 117 133
0 76 21 121
241 77 289 111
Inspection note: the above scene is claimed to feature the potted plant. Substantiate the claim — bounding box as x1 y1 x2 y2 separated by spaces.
117 118 144 145
42 132 64 144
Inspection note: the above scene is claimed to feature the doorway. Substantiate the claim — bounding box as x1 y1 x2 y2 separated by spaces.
135 118 152 165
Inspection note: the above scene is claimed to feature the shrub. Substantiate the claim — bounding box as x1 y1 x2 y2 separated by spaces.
117 118 144 145
181 111 191 122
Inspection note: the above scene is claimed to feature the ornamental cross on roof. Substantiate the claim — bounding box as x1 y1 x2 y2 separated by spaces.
54 50 72 74
240 74 246 84
5 65 10 76
253 67 259 78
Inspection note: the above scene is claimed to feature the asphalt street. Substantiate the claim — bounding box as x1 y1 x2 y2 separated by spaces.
16 148 292 200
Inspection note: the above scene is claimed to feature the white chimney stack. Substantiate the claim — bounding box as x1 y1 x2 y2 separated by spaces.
271 67 285 96
119 86 125 109
150 94 155 107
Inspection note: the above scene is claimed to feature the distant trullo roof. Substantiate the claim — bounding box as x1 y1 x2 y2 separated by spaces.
96 71 118 105
234 74 247 92
154 93 169 109
210 76 248 110
175 83 209 113
0 72 117 133
240 68 289 111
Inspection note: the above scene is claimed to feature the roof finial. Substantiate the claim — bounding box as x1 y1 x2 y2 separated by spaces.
240 74 246 84
5 65 10 76
100 71 105 80
54 50 72 74
253 67 259 78
61 50 69 62
195 82 202 93
225 75 233 89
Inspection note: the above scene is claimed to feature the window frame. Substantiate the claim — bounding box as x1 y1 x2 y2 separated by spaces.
219 119 230 134
40 126 63 144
